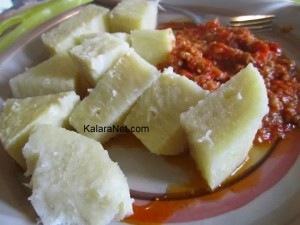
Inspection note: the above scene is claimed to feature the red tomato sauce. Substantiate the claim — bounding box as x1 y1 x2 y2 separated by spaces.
158 20 300 144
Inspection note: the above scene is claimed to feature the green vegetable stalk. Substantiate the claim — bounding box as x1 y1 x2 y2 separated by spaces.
0 0 93 53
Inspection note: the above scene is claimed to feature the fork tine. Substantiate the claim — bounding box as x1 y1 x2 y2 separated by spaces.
230 15 275 23
230 18 274 27
229 15 274 31
229 24 273 31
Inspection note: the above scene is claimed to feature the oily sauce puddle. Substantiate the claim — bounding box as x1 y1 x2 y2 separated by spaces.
119 130 300 224
121 141 271 224
162 142 273 200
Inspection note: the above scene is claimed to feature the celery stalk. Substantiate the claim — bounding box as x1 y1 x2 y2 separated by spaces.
0 17 23 36
0 0 93 53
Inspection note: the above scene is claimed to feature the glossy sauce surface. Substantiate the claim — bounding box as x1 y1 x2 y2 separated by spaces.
123 145 264 224
121 130 300 224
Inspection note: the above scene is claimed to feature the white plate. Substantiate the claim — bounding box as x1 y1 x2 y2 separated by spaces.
0 0 299 225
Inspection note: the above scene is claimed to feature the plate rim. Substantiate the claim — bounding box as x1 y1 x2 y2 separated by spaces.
0 1 300 225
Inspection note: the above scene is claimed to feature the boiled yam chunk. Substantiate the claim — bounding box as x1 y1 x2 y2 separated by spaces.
69 49 160 143
110 0 158 33
68 33 130 86
0 92 80 168
130 28 175 65
9 54 86 98
23 125 133 225
42 4 109 54
125 67 208 155
111 32 131 44
180 64 269 190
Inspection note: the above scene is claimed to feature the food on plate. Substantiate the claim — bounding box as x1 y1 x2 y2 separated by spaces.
1 2 299 224
180 64 269 190
69 49 160 143
111 32 131 44
0 91 79 168
9 54 86 98
159 19 300 144
130 28 175 65
42 4 109 55
68 33 130 86
125 67 208 155
109 0 158 32
23 125 133 225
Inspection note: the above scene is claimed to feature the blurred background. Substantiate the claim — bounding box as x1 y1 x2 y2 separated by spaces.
1 0 299 13
0 0 45 13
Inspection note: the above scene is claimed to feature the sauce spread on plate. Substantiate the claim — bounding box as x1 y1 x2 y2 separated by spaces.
123 130 300 224
121 20 300 225
158 20 300 144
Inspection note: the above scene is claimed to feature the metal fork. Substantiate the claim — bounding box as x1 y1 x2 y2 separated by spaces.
159 3 275 31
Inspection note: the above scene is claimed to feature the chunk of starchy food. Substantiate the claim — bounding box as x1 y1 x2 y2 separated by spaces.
0 92 80 168
111 32 131 44
41 4 109 55
23 125 133 225
109 0 158 33
9 54 88 98
125 67 208 155
180 64 269 190
68 33 130 86
130 28 175 65
69 49 160 143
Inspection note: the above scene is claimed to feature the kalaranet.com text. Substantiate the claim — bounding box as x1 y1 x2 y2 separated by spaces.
83 124 149 133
